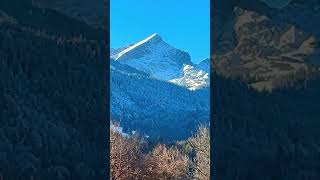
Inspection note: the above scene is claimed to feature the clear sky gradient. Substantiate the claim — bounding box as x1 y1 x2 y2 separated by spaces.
111 0 210 63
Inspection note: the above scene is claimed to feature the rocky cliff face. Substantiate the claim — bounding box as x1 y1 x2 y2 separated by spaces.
213 7 320 91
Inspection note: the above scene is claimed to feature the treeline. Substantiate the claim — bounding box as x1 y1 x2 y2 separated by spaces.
110 125 210 180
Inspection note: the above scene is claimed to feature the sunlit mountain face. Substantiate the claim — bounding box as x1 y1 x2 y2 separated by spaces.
110 34 210 141
111 33 209 90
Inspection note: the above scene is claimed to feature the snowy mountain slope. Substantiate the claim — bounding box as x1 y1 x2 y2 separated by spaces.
112 33 192 81
110 58 149 78
168 58 210 90
110 34 210 140
110 60 209 141
110 45 132 56
112 34 210 90
169 64 209 90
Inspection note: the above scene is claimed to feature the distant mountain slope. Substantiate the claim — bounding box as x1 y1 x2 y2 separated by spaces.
112 34 210 90
110 60 209 141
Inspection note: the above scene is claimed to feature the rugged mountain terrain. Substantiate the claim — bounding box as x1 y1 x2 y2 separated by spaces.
110 33 210 141
169 64 209 90
213 7 320 91
112 34 210 90
113 33 193 80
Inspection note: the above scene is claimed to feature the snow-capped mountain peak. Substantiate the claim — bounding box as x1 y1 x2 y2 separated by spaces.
110 34 210 140
112 33 192 81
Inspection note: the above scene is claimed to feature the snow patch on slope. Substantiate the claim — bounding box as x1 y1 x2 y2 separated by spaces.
169 64 209 90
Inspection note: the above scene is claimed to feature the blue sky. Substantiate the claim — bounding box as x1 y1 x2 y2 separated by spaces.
111 0 210 63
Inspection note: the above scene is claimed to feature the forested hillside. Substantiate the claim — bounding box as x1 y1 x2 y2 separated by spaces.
0 1 108 179
213 73 320 180
110 60 209 141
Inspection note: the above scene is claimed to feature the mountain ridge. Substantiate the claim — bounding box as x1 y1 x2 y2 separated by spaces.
111 33 210 90
113 33 193 81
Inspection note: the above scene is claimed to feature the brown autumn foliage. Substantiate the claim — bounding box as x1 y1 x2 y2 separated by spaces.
187 126 210 180
110 125 210 180
145 144 190 180
110 130 154 180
